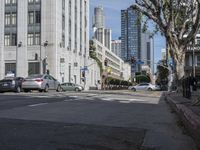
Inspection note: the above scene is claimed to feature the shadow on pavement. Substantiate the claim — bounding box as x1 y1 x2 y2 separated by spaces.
0 118 146 150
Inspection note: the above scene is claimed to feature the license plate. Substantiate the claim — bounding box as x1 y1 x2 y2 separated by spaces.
3 83 8 86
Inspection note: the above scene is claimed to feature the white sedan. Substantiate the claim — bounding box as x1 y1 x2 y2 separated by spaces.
129 83 160 91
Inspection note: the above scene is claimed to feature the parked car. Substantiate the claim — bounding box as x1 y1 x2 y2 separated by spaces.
130 83 160 91
22 74 61 92
0 77 24 93
60 82 84 92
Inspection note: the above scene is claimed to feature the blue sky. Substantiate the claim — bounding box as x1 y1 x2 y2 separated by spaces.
90 0 166 64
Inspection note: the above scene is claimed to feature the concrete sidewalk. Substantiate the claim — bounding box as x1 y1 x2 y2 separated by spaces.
165 92 200 149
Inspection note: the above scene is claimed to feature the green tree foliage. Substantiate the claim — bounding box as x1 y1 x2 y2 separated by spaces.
135 75 150 83
89 40 103 74
107 77 132 86
156 60 169 85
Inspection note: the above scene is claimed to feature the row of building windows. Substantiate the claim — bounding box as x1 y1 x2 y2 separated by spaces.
5 11 40 26
5 62 40 76
5 13 16 25
5 0 16 5
27 33 40 46
4 34 17 46
4 33 40 46
6 13 40 25
5 0 40 5
62 0 65 47
28 0 40 3
4 0 87 50
28 11 41 24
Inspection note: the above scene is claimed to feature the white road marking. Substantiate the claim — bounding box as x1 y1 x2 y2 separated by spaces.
64 99 76 102
34 96 49 98
101 98 114 101
129 98 147 101
87 94 98 96
119 101 130 103
100 98 146 102
69 96 79 98
28 103 48 107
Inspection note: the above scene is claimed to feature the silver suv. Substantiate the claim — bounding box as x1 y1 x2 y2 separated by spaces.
22 74 61 92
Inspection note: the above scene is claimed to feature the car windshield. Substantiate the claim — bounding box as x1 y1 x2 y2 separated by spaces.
0 79 13 82
27 74 43 79
4 77 15 80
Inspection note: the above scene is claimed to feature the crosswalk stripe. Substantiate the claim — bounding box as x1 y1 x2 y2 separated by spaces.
29 103 48 107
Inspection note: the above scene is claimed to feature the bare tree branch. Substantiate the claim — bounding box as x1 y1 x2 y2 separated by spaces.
132 0 200 79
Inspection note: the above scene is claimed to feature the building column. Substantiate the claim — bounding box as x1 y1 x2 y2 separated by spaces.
0 0 5 79
16 0 28 77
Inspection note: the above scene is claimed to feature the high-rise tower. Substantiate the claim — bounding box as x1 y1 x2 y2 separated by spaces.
121 7 141 75
93 6 105 29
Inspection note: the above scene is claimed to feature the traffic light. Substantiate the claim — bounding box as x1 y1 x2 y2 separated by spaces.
131 57 136 64
104 60 108 66
35 53 38 60
46 69 50 75
44 41 48 47
81 71 85 78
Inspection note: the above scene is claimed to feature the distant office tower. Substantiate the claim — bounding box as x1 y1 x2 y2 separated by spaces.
93 6 105 29
93 6 111 50
94 28 111 49
141 32 152 66
104 28 111 49
141 32 155 74
112 39 121 58
121 7 141 75
94 28 104 44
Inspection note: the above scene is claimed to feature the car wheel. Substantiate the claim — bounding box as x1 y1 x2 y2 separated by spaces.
75 88 79 92
44 85 49 92
147 88 152 91
16 86 21 93
39 89 43 92
132 88 136 92
56 85 62 92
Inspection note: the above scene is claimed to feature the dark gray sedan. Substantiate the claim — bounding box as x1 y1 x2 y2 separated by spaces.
0 77 24 93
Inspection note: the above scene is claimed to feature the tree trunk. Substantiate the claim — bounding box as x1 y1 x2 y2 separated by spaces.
167 42 185 91
174 52 186 92
176 59 185 80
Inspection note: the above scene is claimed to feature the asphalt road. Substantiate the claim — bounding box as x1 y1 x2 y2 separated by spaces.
0 91 197 150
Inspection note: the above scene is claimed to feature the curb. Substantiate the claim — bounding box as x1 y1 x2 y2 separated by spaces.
165 94 200 149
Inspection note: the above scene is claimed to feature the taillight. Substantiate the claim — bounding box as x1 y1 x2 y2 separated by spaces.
35 79 43 83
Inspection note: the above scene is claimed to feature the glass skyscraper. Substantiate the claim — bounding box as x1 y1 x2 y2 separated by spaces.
121 7 141 75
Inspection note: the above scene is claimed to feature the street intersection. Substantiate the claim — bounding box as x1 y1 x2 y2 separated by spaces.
0 91 197 150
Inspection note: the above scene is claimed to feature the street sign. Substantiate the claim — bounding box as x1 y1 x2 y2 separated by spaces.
136 60 144 64
81 66 88 71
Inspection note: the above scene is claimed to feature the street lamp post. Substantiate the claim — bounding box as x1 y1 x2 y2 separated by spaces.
16 41 22 77
40 41 48 74
192 0 196 79
192 42 195 78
